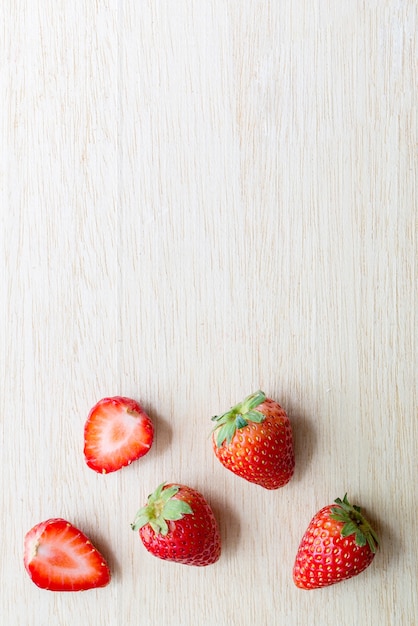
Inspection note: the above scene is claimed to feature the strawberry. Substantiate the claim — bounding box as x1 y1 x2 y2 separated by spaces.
131 483 221 566
293 494 379 589
211 390 294 489
84 396 154 474
24 518 111 591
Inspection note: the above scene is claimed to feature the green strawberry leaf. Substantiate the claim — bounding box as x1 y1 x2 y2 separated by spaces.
212 390 267 448
211 412 231 426
154 518 168 536
130 511 150 529
245 410 265 423
340 521 359 538
131 483 193 535
235 415 248 429
330 494 379 554
239 390 267 413
216 422 237 447
354 529 367 547
367 532 378 553
151 482 165 501
159 486 179 503
163 499 193 521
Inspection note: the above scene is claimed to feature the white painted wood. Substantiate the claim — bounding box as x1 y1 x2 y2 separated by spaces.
1 1 416 624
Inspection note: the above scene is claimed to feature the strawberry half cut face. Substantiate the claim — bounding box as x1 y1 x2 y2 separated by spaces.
24 519 111 591
83 396 154 474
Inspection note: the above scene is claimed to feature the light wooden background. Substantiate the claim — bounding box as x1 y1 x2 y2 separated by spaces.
1 2 416 625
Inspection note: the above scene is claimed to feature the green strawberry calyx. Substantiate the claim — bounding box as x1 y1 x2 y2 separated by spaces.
330 494 379 553
131 483 193 536
211 390 267 448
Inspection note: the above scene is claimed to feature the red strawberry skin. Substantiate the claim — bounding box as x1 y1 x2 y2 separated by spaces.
212 398 294 490
137 484 221 566
24 519 111 591
84 396 154 474
293 503 377 589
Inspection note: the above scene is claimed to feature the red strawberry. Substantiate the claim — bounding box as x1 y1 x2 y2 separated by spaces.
211 390 294 489
131 483 221 566
84 396 154 474
24 518 111 591
293 494 379 589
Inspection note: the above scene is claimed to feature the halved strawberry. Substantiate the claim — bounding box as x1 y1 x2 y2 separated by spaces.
84 396 154 474
24 518 111 591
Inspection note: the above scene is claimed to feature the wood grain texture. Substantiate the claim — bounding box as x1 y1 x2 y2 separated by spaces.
1 1 416 625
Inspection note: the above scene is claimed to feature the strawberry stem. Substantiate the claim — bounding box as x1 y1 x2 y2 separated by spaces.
131 483 193 536
330 494 379 553
238 390 267 413
211 390 267 448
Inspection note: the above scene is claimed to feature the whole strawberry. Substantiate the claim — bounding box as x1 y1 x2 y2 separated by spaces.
293 494 379 589
131 483 221 566
211 390 294 489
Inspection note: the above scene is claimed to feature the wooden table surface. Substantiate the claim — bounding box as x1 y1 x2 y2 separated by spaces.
1 2 416 625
